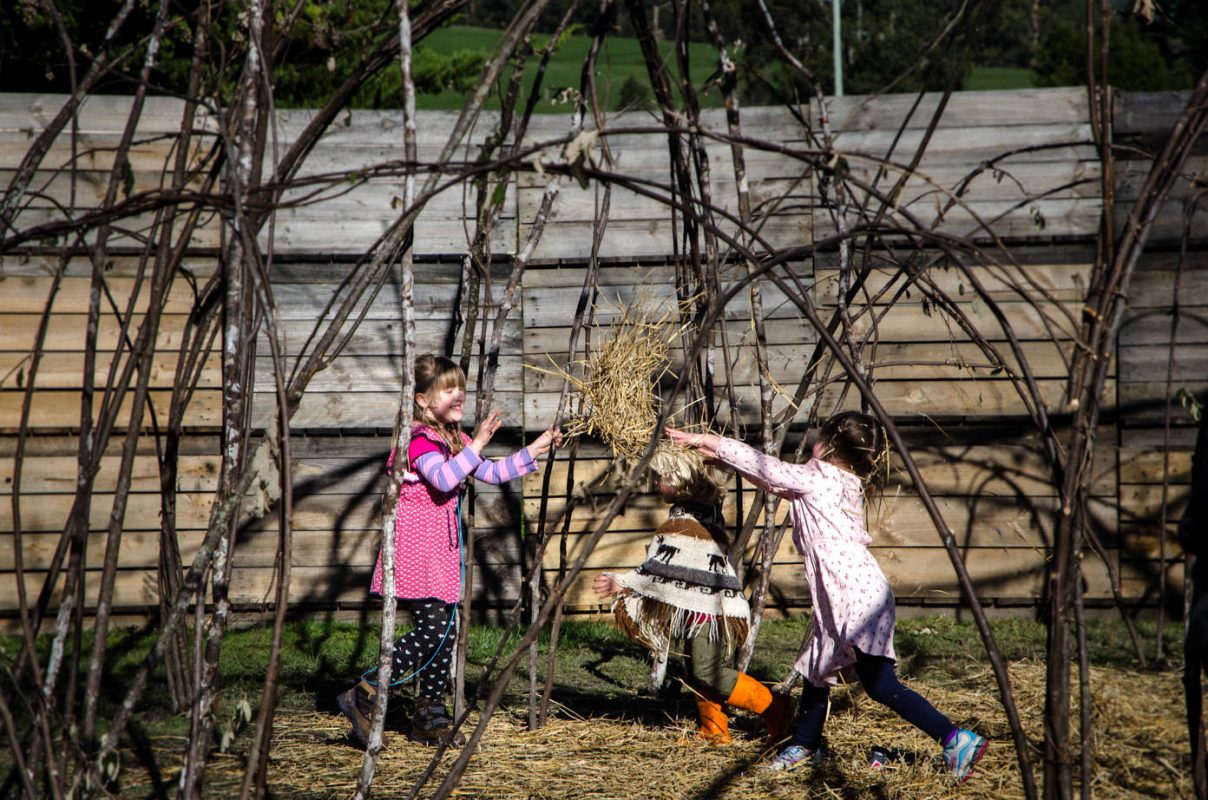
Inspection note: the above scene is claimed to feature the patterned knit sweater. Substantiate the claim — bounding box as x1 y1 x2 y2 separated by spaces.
610 502 750 654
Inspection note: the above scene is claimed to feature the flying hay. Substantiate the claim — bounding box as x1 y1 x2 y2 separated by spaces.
532 297 700 464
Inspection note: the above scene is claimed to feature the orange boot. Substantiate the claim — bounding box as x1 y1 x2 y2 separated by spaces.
727 673 791 743
695 696 732 744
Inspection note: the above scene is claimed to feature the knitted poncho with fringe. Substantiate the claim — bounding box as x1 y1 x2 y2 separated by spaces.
610 502 750 654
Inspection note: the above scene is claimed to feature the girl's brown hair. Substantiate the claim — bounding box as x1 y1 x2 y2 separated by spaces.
413 354 467 454
648 445 725 506
816 411 890 485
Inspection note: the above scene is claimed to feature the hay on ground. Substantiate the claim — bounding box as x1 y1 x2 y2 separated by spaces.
124 660 1192 799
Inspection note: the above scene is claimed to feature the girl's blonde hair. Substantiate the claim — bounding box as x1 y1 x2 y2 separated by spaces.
648 445 725 506
413 354 467 454
815 411 891 486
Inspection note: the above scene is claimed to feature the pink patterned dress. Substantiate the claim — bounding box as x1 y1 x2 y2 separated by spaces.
370 425 536 604
714 438 896 686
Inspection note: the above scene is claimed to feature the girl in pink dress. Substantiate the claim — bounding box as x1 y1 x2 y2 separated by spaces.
337 354 561 748
666 412 987 782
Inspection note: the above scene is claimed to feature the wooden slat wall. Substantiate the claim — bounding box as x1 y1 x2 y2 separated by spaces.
0 87 1202 621
1111 89 1206 602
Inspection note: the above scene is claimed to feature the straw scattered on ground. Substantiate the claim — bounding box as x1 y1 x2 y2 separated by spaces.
128 661 1190 799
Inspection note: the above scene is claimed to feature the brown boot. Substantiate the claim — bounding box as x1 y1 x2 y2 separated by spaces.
695 696 731 744
336 680 377 747
727 673 791 743
409 697 466 747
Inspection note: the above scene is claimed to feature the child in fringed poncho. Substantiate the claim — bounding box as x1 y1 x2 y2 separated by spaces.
592 446 790 744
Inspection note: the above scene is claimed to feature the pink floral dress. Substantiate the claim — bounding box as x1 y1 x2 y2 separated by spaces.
714 438 897 686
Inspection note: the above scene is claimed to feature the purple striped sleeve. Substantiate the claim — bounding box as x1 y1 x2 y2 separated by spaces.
472 448 537 485
413 448 483 493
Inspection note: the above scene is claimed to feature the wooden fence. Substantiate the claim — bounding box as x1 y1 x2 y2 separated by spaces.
0 86 1203 621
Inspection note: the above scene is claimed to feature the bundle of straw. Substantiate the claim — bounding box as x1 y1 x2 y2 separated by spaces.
536 298 692 463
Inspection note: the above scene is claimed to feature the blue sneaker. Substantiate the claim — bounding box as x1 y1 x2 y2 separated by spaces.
762 744 823 772
943 728 987 783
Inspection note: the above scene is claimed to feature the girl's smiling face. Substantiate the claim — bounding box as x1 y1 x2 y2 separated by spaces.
419 383 465 425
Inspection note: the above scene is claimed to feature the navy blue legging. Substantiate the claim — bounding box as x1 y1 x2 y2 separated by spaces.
791 650 954 748
389 599 457 702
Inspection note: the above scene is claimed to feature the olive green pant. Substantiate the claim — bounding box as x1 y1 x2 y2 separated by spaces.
673 627 739 698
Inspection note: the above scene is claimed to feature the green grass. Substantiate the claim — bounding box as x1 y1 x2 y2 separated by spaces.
414 24 723 113
396 25 1040 113
964 66 1037 91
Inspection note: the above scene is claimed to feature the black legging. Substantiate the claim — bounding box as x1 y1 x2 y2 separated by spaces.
791 650 954 748
388 599 457 702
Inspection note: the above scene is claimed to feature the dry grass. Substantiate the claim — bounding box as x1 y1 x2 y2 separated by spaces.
129 661 1189 799
533 298 689 461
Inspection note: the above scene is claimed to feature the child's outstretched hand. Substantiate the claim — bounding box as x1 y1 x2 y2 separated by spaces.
592 574 621 598
526 425 563 460
470 409 503 454
665 427 721 459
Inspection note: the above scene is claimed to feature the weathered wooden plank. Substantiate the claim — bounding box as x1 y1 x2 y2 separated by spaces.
0 454 220 494
275 318 522 359
254 355 524 394
525 492 1066 547
525 375 1091 424
1118 383 1208 424
0 94 215 133
815 263 1094 305
0 253 217 280
4 207 219 249
524 317 817 356
249 389 523 429
0 132 202 174
0 352 221 390
827 124 1096 167
1120 426 1200 450
1119 450 1193 485
0 388 221 431
522 275 810 327
813 197 1103 241
524 459 1077 507
0 312 197 351
1126 268 1208 308
516 177 811 222
1113 89 1194 142
1118 344 1208 384
524 431 1116 500
522 341 1079 398
260 212 517 256
1118 483 1193 524
269 280 512 321
0 275 505 320
0 565 522 610
0 168 210 208
1120 308 1208 347
1 517 526 570
838 299 1086 343
0 482 529 535
517 216 811 262
823 88 1091 132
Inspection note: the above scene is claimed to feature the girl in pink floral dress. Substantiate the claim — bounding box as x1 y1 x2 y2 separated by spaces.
337 354 561 748
667 412 987 782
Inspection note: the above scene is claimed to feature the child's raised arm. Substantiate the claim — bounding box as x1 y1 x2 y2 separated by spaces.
669 427 813 498
526 424 563 461
664 427 721 458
